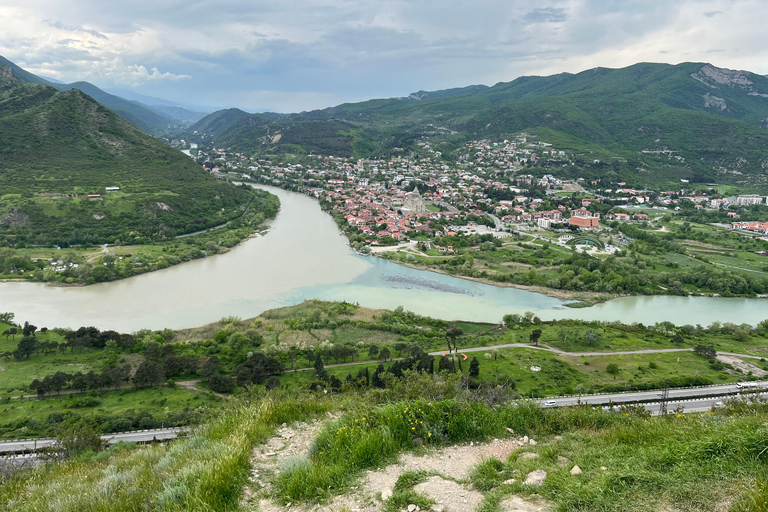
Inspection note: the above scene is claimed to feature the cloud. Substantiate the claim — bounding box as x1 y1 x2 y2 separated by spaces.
1 0 768 112
46 20 109 39
523 7 567 23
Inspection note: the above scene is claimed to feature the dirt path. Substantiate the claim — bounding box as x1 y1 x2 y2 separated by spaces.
243 420 552 512
85 244 109 263
176 379 229 398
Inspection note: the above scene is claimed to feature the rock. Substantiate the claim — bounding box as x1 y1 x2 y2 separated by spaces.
503 479 517 485
529 439 537 446
431 506 445 512
381 489 392 501
601 466 608 471
499 494 552 512
556 456 570 466
518 452 540 460
264 452 277 457
524 470 547 487
522 436 529 444
325 411 334 419
408 505 418 512
570 465 582 475
414 476 483 512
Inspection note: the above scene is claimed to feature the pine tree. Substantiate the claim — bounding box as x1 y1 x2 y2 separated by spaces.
469 356 480 378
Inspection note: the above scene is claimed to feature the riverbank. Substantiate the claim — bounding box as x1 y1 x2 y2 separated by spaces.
375 257 619 304
0 189 279 287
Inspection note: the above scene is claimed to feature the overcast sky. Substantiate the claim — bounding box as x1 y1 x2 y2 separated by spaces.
1 0 767 113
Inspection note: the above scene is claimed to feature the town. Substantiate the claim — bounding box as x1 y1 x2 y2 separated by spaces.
189 136 768 250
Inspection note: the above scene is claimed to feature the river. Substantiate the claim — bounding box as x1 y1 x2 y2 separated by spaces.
0 186 765 331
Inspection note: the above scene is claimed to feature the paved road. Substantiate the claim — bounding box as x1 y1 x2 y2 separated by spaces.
0 427 185 454
644 393 767 415
539 383 768 408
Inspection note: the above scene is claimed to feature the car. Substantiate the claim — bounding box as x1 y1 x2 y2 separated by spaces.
543 400 557 408
713 401 724 408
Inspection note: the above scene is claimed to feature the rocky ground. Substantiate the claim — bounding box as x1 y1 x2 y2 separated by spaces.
242 417 557 512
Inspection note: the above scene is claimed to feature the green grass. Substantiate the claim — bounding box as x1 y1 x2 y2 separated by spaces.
3 387 768 511
0 387 219 440
0 392 332 512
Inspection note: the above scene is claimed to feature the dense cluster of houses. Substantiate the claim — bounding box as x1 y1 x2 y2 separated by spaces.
190 137 767 247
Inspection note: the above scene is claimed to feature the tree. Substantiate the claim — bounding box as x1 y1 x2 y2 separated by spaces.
133 360 165 387
265 376 280 390
22 321 37 337
54 420 107 459
446 325 463 353
469 356 480 378
503 313 522 329
380 347 391 362
694 345 717 359
209 373 235 393
13 336 37 359
394 342 408 357
529 329 543 346
143 342 162 361
30 378 45 399
368 345 379 358
671 333 685 345
371 364 386 388
438 355 455 373
201 356 221 380
606 363 620 375
582 330 602 346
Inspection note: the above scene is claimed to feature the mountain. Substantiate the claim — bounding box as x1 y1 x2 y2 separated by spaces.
190 108 256 136
0 55 178 133
403 84 489 101
53 81 169 133
107 88 214 113
190 62 768 187
0 69 255 247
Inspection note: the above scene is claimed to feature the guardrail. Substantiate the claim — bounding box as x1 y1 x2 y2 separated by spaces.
541 381 768 401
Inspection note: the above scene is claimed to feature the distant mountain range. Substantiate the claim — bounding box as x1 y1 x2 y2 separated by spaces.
189 62 768 188
0 66 253 246
0 56 208 133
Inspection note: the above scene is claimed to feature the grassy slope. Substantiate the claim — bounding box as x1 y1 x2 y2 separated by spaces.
3 390 766 511
0 78 259 246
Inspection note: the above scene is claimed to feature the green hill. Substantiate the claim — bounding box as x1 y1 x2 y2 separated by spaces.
0 55 177 134
191 62 768 187
0 70 256 247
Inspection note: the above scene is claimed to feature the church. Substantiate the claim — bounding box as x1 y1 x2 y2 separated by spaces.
402 186 426 213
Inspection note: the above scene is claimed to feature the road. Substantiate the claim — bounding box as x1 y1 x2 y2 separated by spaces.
484 212 503 230
539 382 768 408
0 427 185 454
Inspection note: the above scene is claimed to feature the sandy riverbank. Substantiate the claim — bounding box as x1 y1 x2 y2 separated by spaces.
379 257 621 303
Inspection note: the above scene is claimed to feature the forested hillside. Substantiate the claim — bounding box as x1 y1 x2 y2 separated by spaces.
0 71 256 247
189 62 768 187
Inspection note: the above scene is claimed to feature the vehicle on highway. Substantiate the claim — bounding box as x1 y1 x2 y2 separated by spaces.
543 400 557 408
713 401 724 408
737 382 762 390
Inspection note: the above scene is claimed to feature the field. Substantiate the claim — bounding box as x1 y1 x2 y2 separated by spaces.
1 300 767 444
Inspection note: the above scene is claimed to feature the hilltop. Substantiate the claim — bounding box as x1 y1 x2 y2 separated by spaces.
189 62 768 187
0 56 205 133
0 70 258 248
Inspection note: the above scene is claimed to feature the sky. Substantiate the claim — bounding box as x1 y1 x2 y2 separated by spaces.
1 0 767 113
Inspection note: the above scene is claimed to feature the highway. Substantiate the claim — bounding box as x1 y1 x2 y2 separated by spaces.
539 382 768 408
0 427 185 454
